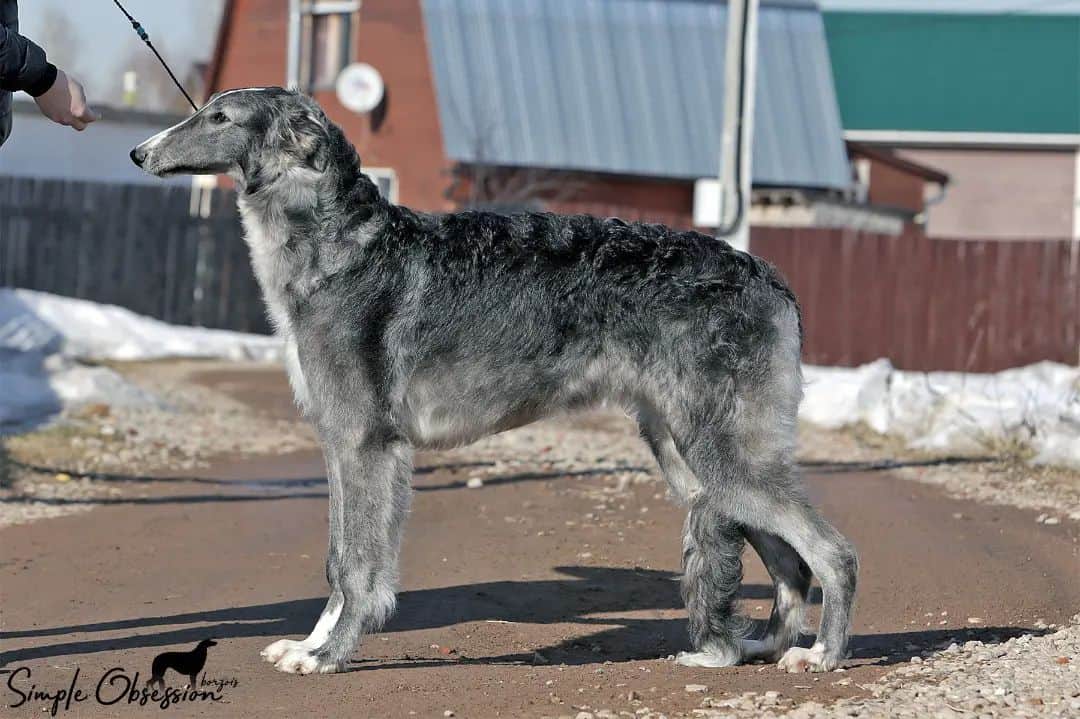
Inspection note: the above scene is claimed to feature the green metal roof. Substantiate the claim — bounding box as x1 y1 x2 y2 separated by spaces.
823 12 1080 134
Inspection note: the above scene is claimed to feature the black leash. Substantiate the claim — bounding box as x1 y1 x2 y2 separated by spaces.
110 0 199 112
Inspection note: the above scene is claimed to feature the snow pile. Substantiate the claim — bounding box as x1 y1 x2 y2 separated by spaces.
0 351 162 429
802 360 1080 469
1 288 281 430
1 288 281 362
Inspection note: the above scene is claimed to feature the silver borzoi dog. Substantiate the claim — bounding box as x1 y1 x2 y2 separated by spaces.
131 88 857 675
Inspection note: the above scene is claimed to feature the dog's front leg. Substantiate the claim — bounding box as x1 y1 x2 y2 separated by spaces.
273 427 413 674
261 445 345 664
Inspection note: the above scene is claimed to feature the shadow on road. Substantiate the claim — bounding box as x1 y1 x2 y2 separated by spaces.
5 459 496 488
0 563 1028 671
354 624 1044 673
0 439 12 490
0 566 831 667
0 462 652 507
6 455 992 510
0 492 330 507
802 456 994 474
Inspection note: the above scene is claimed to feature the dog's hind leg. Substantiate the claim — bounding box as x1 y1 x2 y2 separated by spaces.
642 409 813 667
740 529 811 662
675 491 747 667
737 485 858 672
640 409 746 667
273 426 412 674
742 306 857 673
261 449 345 664
670 300 855 671
680 308 856 672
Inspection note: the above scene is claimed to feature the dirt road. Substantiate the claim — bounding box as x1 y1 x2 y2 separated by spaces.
2 369 1078 718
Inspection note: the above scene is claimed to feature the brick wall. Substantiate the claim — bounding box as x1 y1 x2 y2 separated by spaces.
210 0 452 211
547 174 696 229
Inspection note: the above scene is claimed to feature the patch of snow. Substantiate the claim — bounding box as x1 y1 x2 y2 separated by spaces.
799 359 892 430
802 360 1080 469
0 355 163 429
0 288 281 362
1 289 281 431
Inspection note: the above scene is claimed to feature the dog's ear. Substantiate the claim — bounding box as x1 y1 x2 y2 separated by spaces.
281 105 330 172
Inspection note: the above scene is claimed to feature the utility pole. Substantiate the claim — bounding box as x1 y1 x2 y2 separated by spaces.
717 0 759 252
286 0 302 89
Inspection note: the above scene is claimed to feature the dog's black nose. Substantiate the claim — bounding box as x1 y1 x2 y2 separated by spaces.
130 147 145 167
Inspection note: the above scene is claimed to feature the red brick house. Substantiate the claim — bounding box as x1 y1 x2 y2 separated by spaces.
206 0 944 231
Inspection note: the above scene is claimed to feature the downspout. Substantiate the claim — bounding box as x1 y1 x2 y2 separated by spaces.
915 180 949 228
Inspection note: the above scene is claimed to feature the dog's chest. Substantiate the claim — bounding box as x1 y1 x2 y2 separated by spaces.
237 200 312 411
238 200 296 334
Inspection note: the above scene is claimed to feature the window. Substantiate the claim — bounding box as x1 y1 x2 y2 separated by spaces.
363 168 398 204
300 2 359 90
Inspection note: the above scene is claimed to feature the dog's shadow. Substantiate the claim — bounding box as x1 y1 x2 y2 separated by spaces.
0 564 1036 670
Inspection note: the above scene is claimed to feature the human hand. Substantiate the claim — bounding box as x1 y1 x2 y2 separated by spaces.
33 69 100 130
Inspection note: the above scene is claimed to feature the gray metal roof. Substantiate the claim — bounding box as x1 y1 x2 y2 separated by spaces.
421 0 851 189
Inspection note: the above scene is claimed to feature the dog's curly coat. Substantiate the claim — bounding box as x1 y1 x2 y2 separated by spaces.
131 88 858 675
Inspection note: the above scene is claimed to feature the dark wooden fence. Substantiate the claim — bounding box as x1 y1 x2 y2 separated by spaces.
0 176 270 334
2 176 1077 371
752 227 1080 372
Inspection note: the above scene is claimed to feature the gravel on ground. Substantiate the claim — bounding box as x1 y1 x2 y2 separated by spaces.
0 360 316 528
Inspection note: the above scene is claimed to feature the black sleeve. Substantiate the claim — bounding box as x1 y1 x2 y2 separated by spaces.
0 24 58 96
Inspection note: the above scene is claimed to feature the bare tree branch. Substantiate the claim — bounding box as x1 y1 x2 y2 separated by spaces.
36 7 80 78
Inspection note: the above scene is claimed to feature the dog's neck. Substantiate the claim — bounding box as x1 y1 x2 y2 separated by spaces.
235 165 381 337
237 171 316 335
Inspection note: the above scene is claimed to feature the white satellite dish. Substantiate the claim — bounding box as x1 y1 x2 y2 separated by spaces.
335 63 385 114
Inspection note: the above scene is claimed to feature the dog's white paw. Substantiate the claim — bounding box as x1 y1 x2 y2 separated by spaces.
675 644 742 668
261 639 307 664
777 645 837 673
273 647 342 675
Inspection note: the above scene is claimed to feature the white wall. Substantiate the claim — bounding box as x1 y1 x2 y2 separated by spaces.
900 147 1077 240
0 104 190 186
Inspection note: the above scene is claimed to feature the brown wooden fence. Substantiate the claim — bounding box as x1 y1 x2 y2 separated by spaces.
0 176 270 334
751 227 1080 372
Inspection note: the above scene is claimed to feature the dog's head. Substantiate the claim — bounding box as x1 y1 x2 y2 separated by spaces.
198 638 218 649
130 87 332 183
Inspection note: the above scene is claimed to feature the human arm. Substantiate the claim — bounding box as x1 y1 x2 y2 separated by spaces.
0 24 98 129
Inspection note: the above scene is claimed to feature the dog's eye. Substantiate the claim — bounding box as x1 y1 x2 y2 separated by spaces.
208 111 229 125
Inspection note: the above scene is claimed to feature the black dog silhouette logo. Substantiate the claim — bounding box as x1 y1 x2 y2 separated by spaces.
146 639 217 689
3 642 236 713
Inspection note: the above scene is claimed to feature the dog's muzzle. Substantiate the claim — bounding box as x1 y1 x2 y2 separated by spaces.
130 146 147 167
